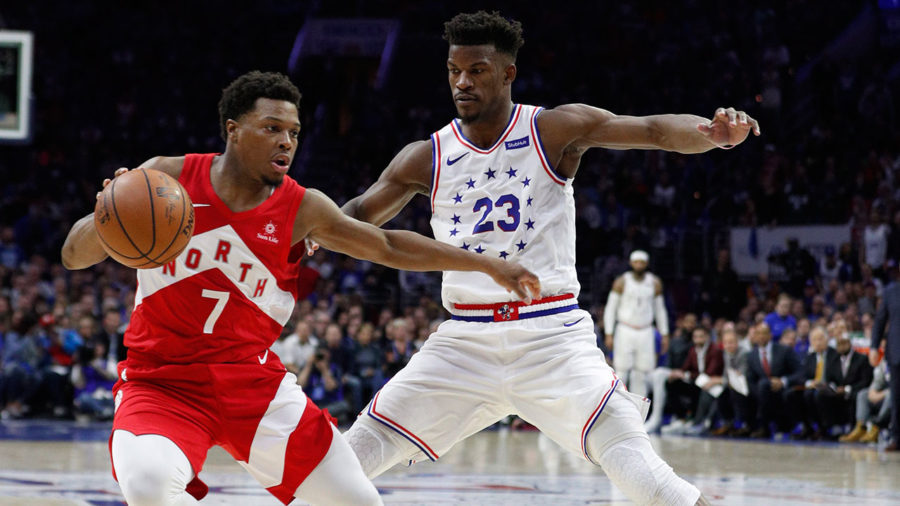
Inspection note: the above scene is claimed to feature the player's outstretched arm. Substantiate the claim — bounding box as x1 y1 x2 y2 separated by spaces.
539 104 761 156
297 189 540 302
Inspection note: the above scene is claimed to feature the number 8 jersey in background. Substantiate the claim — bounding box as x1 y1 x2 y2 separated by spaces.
429 104 579 307
125 153 305 364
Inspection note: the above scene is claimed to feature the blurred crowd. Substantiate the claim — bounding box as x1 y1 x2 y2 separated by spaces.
1 1 899 446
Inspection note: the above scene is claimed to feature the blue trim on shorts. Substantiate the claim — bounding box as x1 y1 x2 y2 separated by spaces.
450 304 579 322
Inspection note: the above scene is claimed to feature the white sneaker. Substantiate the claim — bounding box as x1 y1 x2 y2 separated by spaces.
661 419 688 435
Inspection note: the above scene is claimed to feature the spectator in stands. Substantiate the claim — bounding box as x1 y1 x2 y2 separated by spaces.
37 315 78 418
297 346 351 425
818 245 840 286
94 309 126 366
746 322 802 438
792 327 841 440
711 328 751 436
666 327 724 434
274 320 319 375
767 238 818 298
840 358 892 444
863 210 890 280
322 322 362 415
352 322 385 410
71 340 118 420
764 294 797 342
699 248 744 320
384 318 415 378
1 311 42 419
644 313 697 433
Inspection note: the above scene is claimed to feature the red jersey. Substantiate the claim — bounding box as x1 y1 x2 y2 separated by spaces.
125 153 305 364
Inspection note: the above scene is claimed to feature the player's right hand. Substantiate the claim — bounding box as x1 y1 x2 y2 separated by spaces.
489 260 540 304
96 167 131 200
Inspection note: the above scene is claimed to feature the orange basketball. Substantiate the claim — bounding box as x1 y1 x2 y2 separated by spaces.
94 168 195 269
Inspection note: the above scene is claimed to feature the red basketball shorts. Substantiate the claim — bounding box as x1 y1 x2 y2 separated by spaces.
109 353 334 504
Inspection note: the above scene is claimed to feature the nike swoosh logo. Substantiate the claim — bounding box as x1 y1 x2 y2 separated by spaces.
258 349 269 364
192 203 211 207
446 153 469 165
563 317 585 327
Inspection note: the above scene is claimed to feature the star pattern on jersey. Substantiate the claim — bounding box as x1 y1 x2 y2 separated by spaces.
439 156 539 258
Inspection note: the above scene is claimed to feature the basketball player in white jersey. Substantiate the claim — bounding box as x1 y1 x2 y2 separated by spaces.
604 250 669 398
334 11 758 505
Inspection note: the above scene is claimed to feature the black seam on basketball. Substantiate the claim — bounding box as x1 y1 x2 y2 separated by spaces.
142 169 158 255
107 175 153 261
95 224 146 260
144 179 190 264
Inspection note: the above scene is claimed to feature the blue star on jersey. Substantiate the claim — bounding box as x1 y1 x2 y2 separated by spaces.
521 177 531 187
499 251 509 259
525 218 535 230
450 228 458 236
516 240 527 251
453 193 463 204
451 214 461 224
484 168 496 179
474 245 485 254
466 178 476 189
505 167 517 178
526 196 533 207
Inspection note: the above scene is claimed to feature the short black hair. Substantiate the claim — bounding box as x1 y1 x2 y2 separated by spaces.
443 11 524 59
218 71 302 141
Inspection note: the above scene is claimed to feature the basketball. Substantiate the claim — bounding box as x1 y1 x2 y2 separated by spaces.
93 168 195 269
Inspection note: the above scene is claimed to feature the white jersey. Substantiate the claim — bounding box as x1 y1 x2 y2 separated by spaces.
617 271 658 328
429 104 578 307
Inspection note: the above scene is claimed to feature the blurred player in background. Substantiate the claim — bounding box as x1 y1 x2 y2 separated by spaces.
604 249 669 398
61 71 538 506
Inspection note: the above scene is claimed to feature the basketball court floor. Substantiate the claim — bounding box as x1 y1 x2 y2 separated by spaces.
1 420 898 505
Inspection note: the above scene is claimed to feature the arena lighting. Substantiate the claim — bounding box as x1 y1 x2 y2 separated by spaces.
0 30 33 142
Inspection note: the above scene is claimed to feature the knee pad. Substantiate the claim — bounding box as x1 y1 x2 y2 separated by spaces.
597 436 700 506
343 419 417 479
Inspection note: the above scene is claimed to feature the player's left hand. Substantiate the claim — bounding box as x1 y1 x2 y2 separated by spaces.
490 260 541 304
697 107 760 149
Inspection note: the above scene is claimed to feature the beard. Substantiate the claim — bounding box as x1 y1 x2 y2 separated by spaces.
262 173 285 187
457 107 480 124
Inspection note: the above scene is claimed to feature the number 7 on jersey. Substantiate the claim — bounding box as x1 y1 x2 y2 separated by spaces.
201 289 229 334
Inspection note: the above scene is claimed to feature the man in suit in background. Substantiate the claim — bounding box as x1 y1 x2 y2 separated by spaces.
667 326 724 433
746 322 802 438
872 265 900 451
791 327 841 440
829 332 873 435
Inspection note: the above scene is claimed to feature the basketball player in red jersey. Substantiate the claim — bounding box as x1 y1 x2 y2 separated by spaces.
61 71 539 506
335 12 759 506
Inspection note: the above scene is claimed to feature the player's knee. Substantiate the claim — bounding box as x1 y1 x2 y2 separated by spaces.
344 420 411 479
117 465 180 506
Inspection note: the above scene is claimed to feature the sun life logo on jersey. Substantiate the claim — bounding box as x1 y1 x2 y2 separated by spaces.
257 221 279 244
